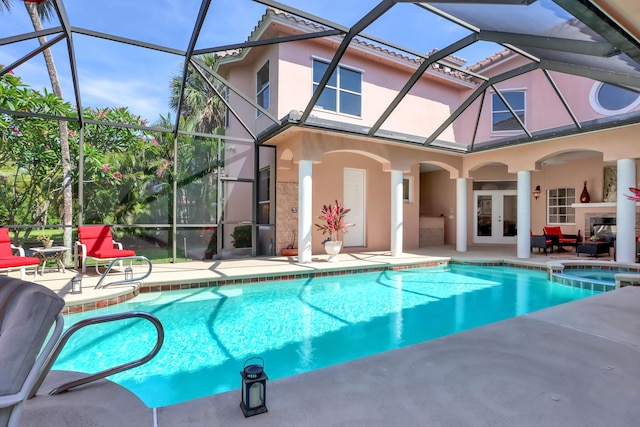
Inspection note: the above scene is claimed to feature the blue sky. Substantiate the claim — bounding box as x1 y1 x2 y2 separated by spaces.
0 0 501 123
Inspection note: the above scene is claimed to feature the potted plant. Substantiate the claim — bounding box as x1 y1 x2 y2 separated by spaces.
314 200 354 261
37 233 53 248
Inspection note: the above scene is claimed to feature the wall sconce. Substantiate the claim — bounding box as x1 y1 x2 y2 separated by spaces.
240 357 268 417
71 276 82 294
532 185 541 200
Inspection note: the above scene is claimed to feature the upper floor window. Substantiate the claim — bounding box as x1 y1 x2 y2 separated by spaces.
547 187 575 224
589 81 640 116
491 91 525 132
312 59 362 116
256 61 269 116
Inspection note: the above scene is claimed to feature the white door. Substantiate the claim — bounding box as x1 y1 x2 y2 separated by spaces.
343 168 365 247
473 190 517 244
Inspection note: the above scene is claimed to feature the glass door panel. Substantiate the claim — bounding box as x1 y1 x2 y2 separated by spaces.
474 190 517 244
219 180 254 258
476 195 492 237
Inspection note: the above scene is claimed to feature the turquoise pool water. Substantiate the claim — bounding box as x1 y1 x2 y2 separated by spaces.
54 265 598 408
560 269 619 283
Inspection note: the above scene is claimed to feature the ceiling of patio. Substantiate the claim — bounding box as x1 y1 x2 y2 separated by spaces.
1 0 639 154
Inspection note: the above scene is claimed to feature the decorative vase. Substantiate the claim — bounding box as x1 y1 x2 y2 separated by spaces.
43 240 53 248
580 181 590 203
323 240 342 262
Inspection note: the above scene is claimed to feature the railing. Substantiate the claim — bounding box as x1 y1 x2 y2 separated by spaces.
29 311 164 398
94 256 153 289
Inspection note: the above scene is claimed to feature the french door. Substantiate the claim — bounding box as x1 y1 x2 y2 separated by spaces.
473 190 517 244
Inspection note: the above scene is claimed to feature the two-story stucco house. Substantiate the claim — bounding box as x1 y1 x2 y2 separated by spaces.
213 8 640 263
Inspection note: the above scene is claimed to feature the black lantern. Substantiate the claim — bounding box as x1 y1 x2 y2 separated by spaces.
532 185 542 200
71 276 82 294
240 357 268 417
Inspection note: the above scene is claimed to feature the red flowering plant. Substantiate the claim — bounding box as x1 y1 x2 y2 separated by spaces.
314 200 355 242
627 187 640 201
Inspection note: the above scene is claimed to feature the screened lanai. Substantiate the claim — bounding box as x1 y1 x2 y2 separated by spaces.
1 0 639 261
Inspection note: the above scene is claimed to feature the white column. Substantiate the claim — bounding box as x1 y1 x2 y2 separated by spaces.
517 170 531 259
390 170 403 257
456 178 467 252
298 160 313 264
616 158 636 263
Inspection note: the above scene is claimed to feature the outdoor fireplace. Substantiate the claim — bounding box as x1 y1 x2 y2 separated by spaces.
590 216 616 244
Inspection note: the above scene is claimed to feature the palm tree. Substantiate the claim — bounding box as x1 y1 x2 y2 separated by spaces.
169 54 226 133
1 0 73 259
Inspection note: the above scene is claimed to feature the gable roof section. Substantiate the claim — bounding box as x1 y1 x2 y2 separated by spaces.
215 8 475 87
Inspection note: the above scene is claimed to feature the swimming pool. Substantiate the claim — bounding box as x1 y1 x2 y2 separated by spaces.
53 264 599 408
560 269 618 283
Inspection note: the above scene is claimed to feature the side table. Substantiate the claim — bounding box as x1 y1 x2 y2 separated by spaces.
31 246 70 275
576 241 610 257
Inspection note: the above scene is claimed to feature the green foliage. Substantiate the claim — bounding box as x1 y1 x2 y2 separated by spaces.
72 107 164 224
0 65 74 237
1 64 224 252
231 225 252 248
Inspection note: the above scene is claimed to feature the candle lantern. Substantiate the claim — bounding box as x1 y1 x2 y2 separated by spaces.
71 276 82 294
240 357 268 417
125 266 133 280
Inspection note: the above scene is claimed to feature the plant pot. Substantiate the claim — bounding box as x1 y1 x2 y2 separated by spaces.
281 248 298 257
323 240 342 262
43 240 53 248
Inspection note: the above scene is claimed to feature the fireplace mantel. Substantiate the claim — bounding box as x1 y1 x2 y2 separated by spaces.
572 202 640 208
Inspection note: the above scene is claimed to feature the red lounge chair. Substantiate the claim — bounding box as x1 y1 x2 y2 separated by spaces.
75 225 135 273
543 226 580 251
0 228 41 280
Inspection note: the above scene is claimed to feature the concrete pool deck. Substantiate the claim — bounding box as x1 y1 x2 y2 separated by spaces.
17 245 640 426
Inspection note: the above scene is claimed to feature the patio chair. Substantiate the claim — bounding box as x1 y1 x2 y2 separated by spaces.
530 230 555 255
0 228 41 280
0 276 65 427
75 225 135 274
542 226 581 251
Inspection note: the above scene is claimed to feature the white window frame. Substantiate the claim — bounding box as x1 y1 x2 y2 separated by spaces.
547 187 576 225
491 89 526 132
311 57 362 117
589 81 640 116
256 61 270 117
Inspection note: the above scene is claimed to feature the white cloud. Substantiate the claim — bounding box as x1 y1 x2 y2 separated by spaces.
80 76 169 123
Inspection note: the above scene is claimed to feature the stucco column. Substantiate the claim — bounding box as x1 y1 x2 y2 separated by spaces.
616 158 636 263
390 170 403 257
456 178 467 252
517 170 531 258
298 160 313 264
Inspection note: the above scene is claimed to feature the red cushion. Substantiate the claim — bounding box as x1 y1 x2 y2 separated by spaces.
89 248 135 259
543 226 563 237
559 238 577 243
0 256 41 268
78 225 135 259
0 228 14 258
